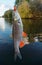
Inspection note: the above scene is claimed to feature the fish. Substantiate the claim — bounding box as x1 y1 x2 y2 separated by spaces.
12 6 29 61
12 7 23 61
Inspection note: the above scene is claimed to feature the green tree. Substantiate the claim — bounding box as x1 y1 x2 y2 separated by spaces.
4 10 12 23
29 0 42 17
4 10 12 18
15 0 30 5
15 0 20 5
18 1 33 18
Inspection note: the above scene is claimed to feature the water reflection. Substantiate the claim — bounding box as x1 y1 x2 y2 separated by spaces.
0 18 5 31
22 19 42 42
0 18 12 41
22 19 42 34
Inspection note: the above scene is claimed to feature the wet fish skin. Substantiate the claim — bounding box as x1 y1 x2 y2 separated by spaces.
12 10 23 61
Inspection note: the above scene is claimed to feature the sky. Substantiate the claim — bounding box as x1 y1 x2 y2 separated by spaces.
0 0 16 16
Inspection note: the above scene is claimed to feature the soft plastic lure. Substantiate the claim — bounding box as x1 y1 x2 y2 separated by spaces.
19 32 28 48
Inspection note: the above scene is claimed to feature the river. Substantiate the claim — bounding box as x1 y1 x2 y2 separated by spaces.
0 18 42 65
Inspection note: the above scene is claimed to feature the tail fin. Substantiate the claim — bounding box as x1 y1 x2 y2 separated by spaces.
14 51 22 61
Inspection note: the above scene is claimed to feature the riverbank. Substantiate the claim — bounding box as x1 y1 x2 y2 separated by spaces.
2 16 42 19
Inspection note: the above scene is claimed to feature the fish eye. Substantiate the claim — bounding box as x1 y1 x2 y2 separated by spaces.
18 21 20 23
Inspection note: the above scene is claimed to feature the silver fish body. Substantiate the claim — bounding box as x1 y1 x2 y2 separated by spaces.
12 10 23 61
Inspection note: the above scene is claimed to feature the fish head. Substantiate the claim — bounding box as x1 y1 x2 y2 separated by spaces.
13 12 23 28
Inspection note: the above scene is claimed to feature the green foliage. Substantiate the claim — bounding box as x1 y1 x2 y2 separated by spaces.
15 0 19 5
15 0 30 5
18 1 33 18
29 0 42 17
4 10 12 18
26 0 29 2
4 10 12 23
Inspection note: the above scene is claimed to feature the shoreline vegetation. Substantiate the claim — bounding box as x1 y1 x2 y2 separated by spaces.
3 0 42 19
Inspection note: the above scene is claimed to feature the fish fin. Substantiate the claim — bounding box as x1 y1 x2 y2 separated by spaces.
14 51 22 61
17 52 22 60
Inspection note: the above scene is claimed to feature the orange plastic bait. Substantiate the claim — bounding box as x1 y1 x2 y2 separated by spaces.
19 32 27 48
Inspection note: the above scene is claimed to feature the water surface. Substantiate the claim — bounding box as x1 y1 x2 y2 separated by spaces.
0 18 42 65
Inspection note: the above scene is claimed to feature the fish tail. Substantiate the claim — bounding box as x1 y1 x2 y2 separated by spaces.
14 50 22 61
14 41 22 61
17 51 22 60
